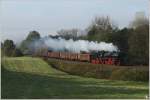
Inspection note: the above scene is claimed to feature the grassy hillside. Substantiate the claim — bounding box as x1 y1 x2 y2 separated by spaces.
1 57 149 99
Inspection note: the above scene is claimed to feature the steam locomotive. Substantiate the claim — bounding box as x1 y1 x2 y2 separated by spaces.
46 50 120 65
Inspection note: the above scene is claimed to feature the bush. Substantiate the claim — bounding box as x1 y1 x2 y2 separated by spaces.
12 48 23 57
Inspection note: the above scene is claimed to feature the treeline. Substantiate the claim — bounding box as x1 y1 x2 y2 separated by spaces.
1 31 42 57
56 15 149 65
1 14 149 65
82 16 149 65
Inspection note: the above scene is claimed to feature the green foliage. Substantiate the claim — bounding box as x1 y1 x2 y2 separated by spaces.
2 40 15 56
1 42 4 57
12 48 23 57
20 31 41 54
19 40 30 54
2 57 149 99
110 68 149 81
128 25 149 65
111 28 131 52
2 40 23 57
47 59 149 81
26 31 40 41
86 16 117 42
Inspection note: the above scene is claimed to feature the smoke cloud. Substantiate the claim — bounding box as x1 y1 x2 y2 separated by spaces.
35 37 118 53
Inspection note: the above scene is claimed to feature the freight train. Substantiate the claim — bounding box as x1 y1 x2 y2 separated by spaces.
45 50 120 65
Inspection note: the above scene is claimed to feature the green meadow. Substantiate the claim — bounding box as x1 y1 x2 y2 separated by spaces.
1 57 149 99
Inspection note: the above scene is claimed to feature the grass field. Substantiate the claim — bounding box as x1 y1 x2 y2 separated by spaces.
1 57 149 99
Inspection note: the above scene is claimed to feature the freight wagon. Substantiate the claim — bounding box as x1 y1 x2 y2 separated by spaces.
47 50 120 65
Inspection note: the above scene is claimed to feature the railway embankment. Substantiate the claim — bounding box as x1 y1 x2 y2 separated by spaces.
47 58 149 81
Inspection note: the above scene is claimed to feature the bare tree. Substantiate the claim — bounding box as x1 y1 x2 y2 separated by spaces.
87 16 117 33
129 12 149 29
57 28 79 40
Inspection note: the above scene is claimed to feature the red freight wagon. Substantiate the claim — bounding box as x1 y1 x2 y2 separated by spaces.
60 52 70 60
79 54 90 62
49 52 60 58
47 52 52 57
70 53 78 60
66 52 71 60
60 52 66 59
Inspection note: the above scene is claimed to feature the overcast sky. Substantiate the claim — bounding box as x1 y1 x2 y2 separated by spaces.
0 0 149 43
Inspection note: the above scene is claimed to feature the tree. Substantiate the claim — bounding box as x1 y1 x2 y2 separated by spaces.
26 31 41 41
109 28 134 65
88 16 117 33
86 16 118 42
2 39 23 57
20 31 41 54
1 42 3 48
3 39 15 56
1 42 4 57
128 12 149 65
130 12 148 29
128 24 149 65
112 28 132 52
57 29 79 40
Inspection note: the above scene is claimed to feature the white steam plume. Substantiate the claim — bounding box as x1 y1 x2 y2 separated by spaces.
38 37 118 53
